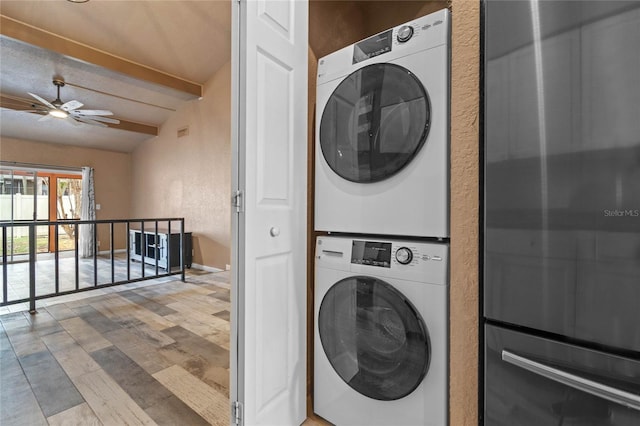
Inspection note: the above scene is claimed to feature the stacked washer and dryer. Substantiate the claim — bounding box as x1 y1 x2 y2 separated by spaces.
314 9 451 426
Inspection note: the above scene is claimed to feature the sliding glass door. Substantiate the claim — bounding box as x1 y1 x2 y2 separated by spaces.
0 166 82 262
0 168 50 262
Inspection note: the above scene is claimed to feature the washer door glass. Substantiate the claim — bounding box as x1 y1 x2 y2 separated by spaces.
319 63 431 183
318 275 430 401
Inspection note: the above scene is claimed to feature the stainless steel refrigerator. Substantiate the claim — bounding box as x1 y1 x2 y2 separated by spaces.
483 1 640 424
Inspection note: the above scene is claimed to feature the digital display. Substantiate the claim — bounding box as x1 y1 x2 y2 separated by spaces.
352 30 393 64
351 240 392 268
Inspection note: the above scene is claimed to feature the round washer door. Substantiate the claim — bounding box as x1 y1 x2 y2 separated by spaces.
318 275 430 401
319 63 431 183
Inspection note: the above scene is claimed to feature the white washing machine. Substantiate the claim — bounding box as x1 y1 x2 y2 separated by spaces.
315 10 450 238
314 236 448 426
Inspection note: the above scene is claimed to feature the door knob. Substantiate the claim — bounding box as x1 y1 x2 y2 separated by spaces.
270 227 280 237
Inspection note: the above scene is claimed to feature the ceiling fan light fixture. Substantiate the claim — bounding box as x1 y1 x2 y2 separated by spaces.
50 109 68 119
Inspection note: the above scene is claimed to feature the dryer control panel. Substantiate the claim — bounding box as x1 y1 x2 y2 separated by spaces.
349 10 448 66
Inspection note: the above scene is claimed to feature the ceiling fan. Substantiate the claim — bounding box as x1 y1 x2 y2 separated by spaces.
27 78 120 127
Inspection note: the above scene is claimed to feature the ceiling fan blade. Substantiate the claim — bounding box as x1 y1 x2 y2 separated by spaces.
72 109 114 116
73 116 108 127
63 116 82 126
72 114 120 124
61 100 83 111
27 92 55 110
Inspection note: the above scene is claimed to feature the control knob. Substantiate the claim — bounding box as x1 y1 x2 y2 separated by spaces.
397 25 414 43
395 247 413 265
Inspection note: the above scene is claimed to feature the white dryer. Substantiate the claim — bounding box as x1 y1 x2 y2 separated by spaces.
315 10 450 238
314 236 448 426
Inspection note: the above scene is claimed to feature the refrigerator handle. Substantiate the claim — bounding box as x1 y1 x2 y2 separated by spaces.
502 350 640 412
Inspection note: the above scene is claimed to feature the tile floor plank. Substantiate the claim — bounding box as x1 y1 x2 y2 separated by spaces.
164 311 230 350
90 299 176 347
0 312 29 330
45 304 81 321
103 328 173 374
169 294 228 315
71 305 123 334
207 285 230 302
143 394 212 426
214 310 231 321
165 300 225 320
0 340 48 426
4 325 49 357
106 293 176 331
18 350 85 417
59 317 113 353
124 318 177 348
153 365 229 426
160 325 230 394
129 287 181 307
41 332 102 379
91 346 211 425
162 326 229 369
73 369 157 426
23 310 65 337
90 346 173 409
40 330 78 353
119 289 178 317
46 403 102 426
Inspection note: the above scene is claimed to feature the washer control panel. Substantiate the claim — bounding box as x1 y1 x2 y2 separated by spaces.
318 236 449 285
350 240 392 268
348 239 445 268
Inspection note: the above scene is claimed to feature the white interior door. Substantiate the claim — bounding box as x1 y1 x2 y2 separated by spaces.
231 0 308 425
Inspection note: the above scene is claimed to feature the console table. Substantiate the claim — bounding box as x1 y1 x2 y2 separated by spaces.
129 228 192 270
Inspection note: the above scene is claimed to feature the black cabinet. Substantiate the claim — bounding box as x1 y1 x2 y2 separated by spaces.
129 229 192 270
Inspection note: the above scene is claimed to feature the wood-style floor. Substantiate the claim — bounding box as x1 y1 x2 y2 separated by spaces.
1 269 232 426
1 268 332 426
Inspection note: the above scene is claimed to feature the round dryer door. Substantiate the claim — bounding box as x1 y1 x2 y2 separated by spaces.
319 63 431 183
318 275 430 401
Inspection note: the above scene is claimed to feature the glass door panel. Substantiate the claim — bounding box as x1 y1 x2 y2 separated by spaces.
56 176 82 251
0 169 47 260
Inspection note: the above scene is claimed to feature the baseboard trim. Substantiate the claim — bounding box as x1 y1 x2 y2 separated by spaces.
98 249 127 255
190 263 224 273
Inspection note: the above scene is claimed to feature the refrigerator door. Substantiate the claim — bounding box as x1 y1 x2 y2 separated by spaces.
484 0 640 352
485 325 640 426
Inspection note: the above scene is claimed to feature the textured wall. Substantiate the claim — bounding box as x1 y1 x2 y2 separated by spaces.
0 137 132 250
364 1 447 35
130 62 232 270
449 0 480 424
309 1 367 59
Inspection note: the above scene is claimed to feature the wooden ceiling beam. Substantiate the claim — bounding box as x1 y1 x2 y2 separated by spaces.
109 120 158 136
0 15 202 98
